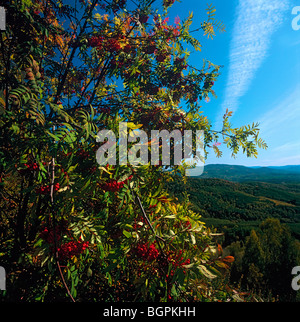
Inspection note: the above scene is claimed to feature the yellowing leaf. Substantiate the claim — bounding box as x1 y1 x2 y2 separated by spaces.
155 202 162 214
198 265 217 279
0 97 5 108
215 261 229 269
94 13 102 20
114 16 121 27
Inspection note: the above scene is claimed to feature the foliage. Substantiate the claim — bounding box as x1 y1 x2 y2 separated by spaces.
0 0 266 302
228 219 300 301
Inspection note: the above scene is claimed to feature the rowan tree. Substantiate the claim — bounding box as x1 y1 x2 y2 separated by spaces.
0 0 266 301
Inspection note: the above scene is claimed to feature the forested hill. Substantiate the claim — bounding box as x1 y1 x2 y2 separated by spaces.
186 178 300 221
167 164 300 242
197 164 300 183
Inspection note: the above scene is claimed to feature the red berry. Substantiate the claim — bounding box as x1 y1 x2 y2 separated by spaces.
139 14 149 24
123 44 131 53
107 38 121 53
156 54 167 62
134 242 159 261
144 44 156 54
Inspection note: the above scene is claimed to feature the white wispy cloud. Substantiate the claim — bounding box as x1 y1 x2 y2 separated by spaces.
220 0 290 116
258 84 300 138
257 84 300 165
272 142 300 153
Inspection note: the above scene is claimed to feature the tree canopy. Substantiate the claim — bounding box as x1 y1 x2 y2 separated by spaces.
0 0 266 302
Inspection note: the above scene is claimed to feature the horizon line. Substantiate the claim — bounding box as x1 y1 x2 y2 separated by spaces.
204 163 300 168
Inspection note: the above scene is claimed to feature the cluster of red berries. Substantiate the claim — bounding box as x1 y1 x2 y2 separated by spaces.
107 38 122 53
123 43 132 53
88 36 123 53
171 113 184 122
88 166 97 173
101 175 133 192
167 250 191 277
139 14 149 24
36 183 60 195
18 162 39 174
156 51 170 63
77 149 90 159
39 226 62 244
97 106 111 114
89 35 104 49
183 220 192 230
164 25 180 40
57 240 89 261
110 57 125 70
143 42 156 54
132 216 147 231
102 180 124 192
174 57 187 68
134 242 159 262
155 18 180 42
39 225 89 260
139 106 162 126
25 162 39 171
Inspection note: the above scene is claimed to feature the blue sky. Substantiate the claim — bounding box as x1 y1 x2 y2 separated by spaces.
168 0 300 166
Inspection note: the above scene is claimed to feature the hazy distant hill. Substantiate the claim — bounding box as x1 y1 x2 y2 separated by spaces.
267 165 300 173
198 164 300 183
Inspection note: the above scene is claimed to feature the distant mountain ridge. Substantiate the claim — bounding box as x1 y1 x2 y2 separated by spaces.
265 165 300 173
198 164 300 183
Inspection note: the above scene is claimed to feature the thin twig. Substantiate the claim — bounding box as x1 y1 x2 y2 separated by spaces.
131 188 166 258
49 124 76 302
57 260 76 302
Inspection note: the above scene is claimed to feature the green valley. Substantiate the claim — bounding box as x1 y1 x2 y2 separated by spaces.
168 164 300 244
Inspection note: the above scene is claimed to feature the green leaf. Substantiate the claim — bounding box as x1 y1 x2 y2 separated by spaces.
87 267 93 277
123 230 132 238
